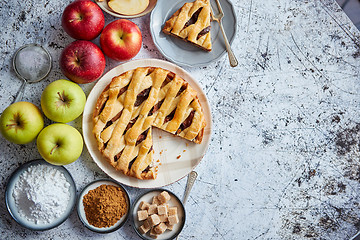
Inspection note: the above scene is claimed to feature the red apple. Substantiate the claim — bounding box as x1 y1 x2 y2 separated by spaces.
100 19 142 61
59 40 106 84
62 0 105 40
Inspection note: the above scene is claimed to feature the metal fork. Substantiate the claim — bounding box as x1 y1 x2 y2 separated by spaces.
210 0 238 67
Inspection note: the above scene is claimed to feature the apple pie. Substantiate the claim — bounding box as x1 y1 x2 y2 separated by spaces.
162 0 212 51
93 67 206 180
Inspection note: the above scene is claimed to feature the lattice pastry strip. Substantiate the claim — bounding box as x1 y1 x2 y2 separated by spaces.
93 67 206 180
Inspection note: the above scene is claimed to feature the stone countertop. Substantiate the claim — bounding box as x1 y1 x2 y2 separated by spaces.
1 0 360 239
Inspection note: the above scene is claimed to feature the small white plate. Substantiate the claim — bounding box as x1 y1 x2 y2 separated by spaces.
77 179 130 233
150 0 237 67
96 0 157 18
5 159 76 231
132 189 185 240
82 59 212 188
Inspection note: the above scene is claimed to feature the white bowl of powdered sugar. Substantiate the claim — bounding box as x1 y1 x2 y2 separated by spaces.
5 159 77 231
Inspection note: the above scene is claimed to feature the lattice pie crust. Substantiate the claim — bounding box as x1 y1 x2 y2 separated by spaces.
93 67 206 180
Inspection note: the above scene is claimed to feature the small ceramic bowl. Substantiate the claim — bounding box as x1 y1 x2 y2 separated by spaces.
132 189 186 240
5 159 77 231
96 0 157 18
77 179 130 233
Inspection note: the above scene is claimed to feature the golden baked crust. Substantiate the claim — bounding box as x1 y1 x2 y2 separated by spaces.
93 67 206 180
162 0 212 52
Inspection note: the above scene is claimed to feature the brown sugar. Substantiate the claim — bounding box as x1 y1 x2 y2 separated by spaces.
83 184 128 228
137 191 180 238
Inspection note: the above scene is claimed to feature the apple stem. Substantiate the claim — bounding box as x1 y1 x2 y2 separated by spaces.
50 144 59 155
57 92 65 102
74 51 80 64
6 123 17 127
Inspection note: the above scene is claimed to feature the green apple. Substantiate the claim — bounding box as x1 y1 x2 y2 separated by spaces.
41 79 86 123
37 123 83 165
0 101 44 144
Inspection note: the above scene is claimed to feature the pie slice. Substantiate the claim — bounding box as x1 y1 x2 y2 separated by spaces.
93 67 206 180
162 0 212 51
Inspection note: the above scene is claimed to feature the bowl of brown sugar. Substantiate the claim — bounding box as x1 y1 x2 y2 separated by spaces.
77 179 130 233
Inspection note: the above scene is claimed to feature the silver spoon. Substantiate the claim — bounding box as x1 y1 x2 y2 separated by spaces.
12 44 52 103
176 171 198 240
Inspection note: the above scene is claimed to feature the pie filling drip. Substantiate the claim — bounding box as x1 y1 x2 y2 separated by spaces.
146 67 155 76
164 109 176 124
149 99 164 116
197 26 211 40
125 117 138 134
176 84 187 97
114 149 124 162
184 7 203 28
161 73 175 88
136 129 149 146
128 145 153 173
142 146 155 174
95 87 109 117
104 110 123 130
143 164 152 173
128 157 137 170
113 126 149 162
178 110 196 132
97 100 107 117
117 85 129 98
135 87 151 107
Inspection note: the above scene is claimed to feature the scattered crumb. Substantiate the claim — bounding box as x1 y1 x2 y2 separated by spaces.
160 150 163 155
185 143 189 147
159 136 162 139
177 155 181 159
183 150 186 152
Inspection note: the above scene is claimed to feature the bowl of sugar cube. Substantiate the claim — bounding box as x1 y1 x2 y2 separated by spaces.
132 189 185 240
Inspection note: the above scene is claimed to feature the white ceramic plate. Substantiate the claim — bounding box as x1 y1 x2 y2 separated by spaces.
77 179 130 233
132 189 185 240
96 0 157 18
82 59 212 188
150 0 237 67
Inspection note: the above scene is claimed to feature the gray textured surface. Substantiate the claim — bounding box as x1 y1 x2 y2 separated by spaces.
0 0 360 239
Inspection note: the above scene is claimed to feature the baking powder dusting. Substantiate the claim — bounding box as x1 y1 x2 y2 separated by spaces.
12 164 71 224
